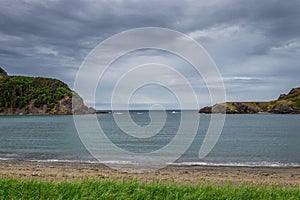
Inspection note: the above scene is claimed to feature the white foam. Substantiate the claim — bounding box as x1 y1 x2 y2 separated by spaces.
170 161 300 167
113 112 124 115
6 158 299 168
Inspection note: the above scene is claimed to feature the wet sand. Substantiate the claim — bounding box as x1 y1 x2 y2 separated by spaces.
0 159 299 187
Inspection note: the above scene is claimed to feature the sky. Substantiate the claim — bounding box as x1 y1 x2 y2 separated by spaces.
0 0 299 110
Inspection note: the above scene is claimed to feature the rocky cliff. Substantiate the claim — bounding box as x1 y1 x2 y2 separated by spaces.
0 67 8 76
0 67 95 115
199 87 300 114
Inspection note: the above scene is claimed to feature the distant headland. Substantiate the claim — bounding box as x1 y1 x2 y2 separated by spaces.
199 87 300 114
0 67 95 115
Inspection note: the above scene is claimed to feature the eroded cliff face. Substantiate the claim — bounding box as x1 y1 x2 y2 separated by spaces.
199 87 300 114
0 71 95 115
0 94 95 115
0 67 8 76
72 92 96 115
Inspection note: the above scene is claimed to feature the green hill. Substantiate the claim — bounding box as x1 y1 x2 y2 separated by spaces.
199 87 300 114
0 67 95 115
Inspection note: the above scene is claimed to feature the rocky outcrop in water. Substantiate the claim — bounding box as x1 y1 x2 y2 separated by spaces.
199 87 300 114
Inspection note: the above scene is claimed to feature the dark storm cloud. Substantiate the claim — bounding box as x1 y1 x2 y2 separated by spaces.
0 0 299 108
0 0 183 75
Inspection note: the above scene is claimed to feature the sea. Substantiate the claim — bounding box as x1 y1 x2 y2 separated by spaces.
0 111 299 168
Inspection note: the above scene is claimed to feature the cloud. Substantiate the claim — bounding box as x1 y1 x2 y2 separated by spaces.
271 39 300 53
0 0 299 108
35 46 59 56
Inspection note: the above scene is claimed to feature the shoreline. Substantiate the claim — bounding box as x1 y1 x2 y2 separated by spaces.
0 159 299 188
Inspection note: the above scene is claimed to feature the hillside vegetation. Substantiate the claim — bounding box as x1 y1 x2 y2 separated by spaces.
199 87 300 114
0 67 94 115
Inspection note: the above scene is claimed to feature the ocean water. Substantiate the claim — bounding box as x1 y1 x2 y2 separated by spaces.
0 111 299 167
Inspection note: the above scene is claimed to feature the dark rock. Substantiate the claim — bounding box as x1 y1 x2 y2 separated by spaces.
0 67 7 76
233 103 249 113
271 102 294 114
199 106 212 113
72 92 96 114
233 102 260 114
288 87 300 95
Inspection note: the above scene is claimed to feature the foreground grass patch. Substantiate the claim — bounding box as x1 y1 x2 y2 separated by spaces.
0 178 299 200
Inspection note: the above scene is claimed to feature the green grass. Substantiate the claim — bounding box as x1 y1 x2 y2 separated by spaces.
0 178 299 200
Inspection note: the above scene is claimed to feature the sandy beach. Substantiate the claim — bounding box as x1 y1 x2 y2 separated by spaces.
0 159 299 188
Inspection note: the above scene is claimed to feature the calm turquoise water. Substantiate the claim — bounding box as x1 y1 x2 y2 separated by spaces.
0 112 299 167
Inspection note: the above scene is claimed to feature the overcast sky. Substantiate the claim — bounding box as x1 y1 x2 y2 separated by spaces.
1 0 299 109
